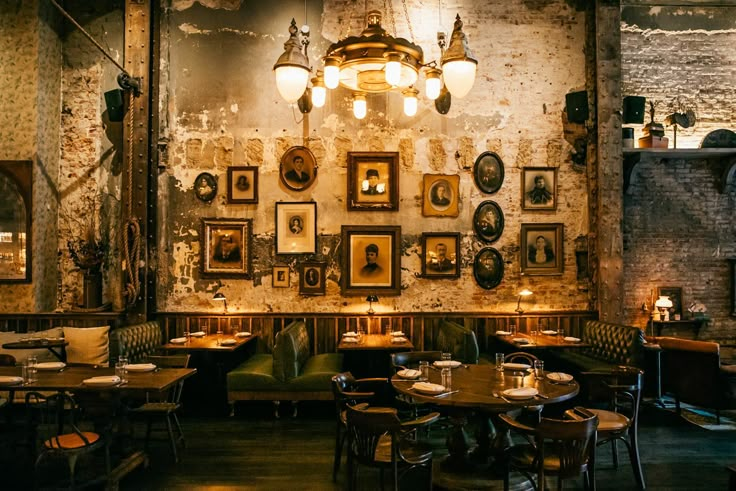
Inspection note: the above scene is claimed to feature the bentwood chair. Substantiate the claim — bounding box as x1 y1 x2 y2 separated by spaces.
26 391 110 490
499 407 598 491
504 351 539 366
331 372 389 481
576 366 646 490
346 404 439 491
129 354 190 463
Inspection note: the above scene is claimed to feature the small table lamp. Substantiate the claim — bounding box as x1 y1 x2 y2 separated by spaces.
654 296 673 322
213 292 228 314
366 295 378 315
515 289 533 314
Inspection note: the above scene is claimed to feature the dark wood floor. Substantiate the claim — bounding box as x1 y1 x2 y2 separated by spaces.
3 400 735 490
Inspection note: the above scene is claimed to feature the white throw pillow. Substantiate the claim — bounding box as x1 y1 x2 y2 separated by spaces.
63 326 110 366
0 327 64 364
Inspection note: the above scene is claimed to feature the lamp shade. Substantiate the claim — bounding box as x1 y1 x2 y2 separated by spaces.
353 93 367 119
402 88 418 117
366 295 378 303
273 19 311 104
440 15 477 99
654 296 673 309
425 68 441 100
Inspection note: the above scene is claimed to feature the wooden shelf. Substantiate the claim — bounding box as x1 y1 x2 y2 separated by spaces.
652 318 709 338
623 148 736 194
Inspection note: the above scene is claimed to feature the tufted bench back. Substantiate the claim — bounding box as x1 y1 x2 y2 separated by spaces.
273 321 311 382
109 321 163 364
580 320 645 368
437 320 480 364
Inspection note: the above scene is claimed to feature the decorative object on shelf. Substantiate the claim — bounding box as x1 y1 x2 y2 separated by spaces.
700 129 736 149
638 102 668 149
473 247 503 290
422 174 459 217
521 167 557 211
227 166 258 204
299 262 326 296
272 265 290 288
213 292 228 314
515 289 533 314
421 233 460 279
194 172 217 202
347 152 399 211
687 300 708 319
473 152 504 194
366 294 378 315
654 295 673 322
341 225 401 296
273 5 477 117
520 223 564 276
201 218 252 278
657 286 682 320
664 107 696 149
472 200 504 243
275 201 317 255
279 146 317 192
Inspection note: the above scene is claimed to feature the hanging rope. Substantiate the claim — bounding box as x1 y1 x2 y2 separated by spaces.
122 89 142 307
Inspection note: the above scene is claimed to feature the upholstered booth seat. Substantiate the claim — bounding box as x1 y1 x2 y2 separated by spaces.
109 321 163 364
436 319 480 364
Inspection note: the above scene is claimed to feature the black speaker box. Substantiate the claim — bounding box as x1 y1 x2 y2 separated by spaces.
565 91 588 123
104 88 125 122
623 96 646 124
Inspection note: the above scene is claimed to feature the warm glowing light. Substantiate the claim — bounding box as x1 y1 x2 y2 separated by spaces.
274 66 310 104
324 56 341 89
441 60 476 99
402 88 418 117
353 93 367 119
311 73 326 108
384 52 401 87
425 68 441 100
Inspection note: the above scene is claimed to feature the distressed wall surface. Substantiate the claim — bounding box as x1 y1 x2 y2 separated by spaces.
621 6 736 342
159 0 591 314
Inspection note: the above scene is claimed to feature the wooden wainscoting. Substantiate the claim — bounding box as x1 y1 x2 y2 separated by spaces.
156 311 598 355
0 311 126 333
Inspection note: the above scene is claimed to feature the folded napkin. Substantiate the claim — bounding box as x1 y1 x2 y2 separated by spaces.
343 331 357 336
170 337 187 344
0 376 23 386
125 363 156 372
563 336 581 342
390 331 405 337
512 337 530 344
502 387 538 399
220 339 237 346
82 375 121 386
190 331 206 337
235 331 252 338
342 337 358 343
495 330 511 335
547 372 574 383
434 360 461 368
391 337 407 343
412 382 445 394
397 369 421 379
502 362 530 370
36 362 66 371
541 330 558 335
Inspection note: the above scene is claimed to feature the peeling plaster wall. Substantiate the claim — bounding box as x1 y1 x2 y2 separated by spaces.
159 0 591 314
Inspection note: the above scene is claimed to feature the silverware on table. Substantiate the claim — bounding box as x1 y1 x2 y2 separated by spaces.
492 391 512 403
434 390 459 398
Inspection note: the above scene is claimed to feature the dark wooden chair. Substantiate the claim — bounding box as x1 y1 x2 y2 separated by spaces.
0 354 16 410
129 354 190 463
346 404 439 491
576 366 645 490
499 406 598 491
504 351 539 365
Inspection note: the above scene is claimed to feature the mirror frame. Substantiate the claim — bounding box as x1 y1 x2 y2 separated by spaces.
0 160 32 283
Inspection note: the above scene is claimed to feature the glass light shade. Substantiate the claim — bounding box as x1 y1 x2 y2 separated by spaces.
402 88 418 117
425 69 441 100
353 94 367 119
324 57 341 89
654 296 673 309
384 52 401 87
311 85 326 108
441 59 476 99
274 66 310 104
519 289 533 297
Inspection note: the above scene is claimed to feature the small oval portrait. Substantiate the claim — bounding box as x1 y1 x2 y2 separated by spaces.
280 146 317 191
194 172 217 202
473 200 504 243
473 151 504 194
473 247 504 290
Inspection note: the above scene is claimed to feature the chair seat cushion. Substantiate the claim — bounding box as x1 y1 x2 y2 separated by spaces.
285 354 343 391
45 432 100 449
589 408 630 432
554 351 618 372
227 354 279 391
721 364 736 376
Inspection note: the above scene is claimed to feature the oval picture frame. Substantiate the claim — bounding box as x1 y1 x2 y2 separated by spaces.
280 146 317 191
473 200 504 243
194 172 217 202
473 151 504 194
473 247 504 290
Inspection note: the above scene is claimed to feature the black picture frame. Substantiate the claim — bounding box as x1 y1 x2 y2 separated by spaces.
279 146 317 191
473 151 504 194
520 223 564 276
421 233 461 279
275 201 317 254
201 218 252 278
473 247 504 290
347 152 400 211
194 172 217 202
272 265 290 288
657 286 683 318
473 200 504 243
522 167 557 211
299 262 326 296
341 225 401 296
227 166 258 204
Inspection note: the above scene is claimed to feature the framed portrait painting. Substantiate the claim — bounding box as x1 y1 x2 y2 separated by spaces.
520 223 563 275
341 225 401 296
194 172 217 202
279 146 317 191
422 174 460 217
522 167 557 211
201 218 252 278
473 151 504 194
347 152 399 211
227 166 258 204
657 286 683 319
473 200 504 243
275 202 317 254
299 262 326 296
422 233 460 279
473 247 504 290
272 265 290 288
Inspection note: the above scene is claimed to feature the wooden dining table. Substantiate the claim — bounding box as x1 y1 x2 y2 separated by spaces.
493 331 590 350
2 338 69 362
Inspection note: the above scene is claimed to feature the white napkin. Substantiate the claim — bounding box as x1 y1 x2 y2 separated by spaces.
512 337 530 344
502 362 531 370
547 372 574 383
412 382 445 394
190 331 206 337
390 331 405 337
220 339 237 346
434 360 461 368
82 375 121 386
343 331 357 336
397 369 421 379
342 337 358 343
0 376 23 385
496 330 511 335
564 336 581 342
36 362 66 371
541 330 558 335
125 363 156 372
235 331 252 338
502 387 538 399
170 337 187 344
391 337 407 343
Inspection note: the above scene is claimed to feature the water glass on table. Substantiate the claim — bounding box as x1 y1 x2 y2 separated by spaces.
419 361 429 380
533 360 544 379
495 352 504 371
116 356 128 383
216 329 224 346
509 322 517 336
441 352 452 362
441 367 452 390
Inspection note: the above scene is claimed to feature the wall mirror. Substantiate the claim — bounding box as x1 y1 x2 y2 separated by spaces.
0 161 32 283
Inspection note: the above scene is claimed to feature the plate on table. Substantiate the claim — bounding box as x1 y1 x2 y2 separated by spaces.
391 337 408 344
82 376 121 387
190 331 206 337
343 331 357 337
512 337 530 344
563 336 581 343
547 372 574 384
541 330 558 335
502 387 538 400
235 332 252 338
220 339 237 346
390 331 405 337
170 337 187 344
36 362 66 371
125 363 157 373
342 337 358 343
495 330 511 336
502 362 531 371
433 360 462 368
0 376 23 386
397 369 421 380
412 382 446 395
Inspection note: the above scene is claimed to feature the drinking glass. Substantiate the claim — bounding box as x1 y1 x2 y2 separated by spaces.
419 361 430 381
231 324 240 337
116 356 128 383
27 356 37 383
22 362 30 385
441 367 452 390
495 352 505 371
441 352 452 362
183 328 191 343
509 322 517 336
216 329 224 346
533 360 545 379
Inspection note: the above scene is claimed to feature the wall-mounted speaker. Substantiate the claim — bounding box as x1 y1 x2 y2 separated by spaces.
565 90 589 124
104 88 124 122
623 96 646 124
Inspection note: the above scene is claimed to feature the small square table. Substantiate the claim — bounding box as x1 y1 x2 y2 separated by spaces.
338 333 413 378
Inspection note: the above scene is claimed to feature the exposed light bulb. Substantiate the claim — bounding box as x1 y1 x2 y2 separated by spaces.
353 93 367 119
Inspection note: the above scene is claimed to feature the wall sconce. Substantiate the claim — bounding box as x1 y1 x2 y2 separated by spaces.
515 289 533 314
366 295 378 315
654 295 673 322
213 292 228 314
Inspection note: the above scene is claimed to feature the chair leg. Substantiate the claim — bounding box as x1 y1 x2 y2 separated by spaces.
173 412 186 448
612 439 619 468
144 417 153 450
347 452 355 491
272 400 280 419
333 425 344 482
166 414 179 463
626 432 646 490
68 454 79 490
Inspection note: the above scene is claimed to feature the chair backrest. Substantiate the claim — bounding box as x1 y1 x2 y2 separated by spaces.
391 351 442 369
436 320 479 364
25 391 98 450
581 320 645 368
536 408 598 480
146 354 190 403
583 365 643 415
109 321 163 364
504 352 539 365
346 405 402 466
273 321 310 382
656 337 723 407
0 354 16 366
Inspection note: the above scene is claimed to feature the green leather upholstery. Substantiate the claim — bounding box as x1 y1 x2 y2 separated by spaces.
273 321 311 382
227 354 279 391
437 320 480 364
109 321 163 364
284 354 344 391
553 320 645 373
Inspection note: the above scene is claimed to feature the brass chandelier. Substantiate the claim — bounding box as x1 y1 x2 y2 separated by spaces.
273 3 478 119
